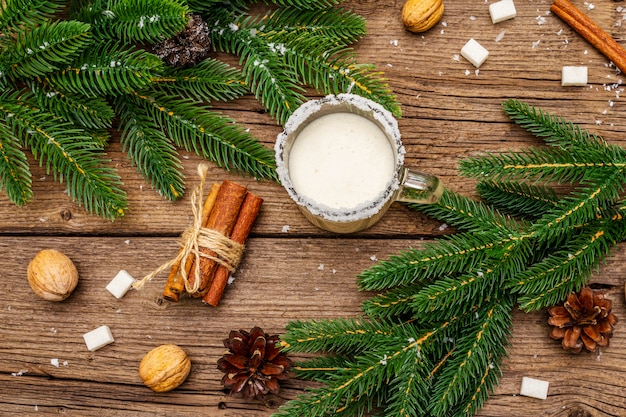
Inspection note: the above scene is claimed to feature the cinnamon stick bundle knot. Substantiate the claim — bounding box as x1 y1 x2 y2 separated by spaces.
133 166 247 296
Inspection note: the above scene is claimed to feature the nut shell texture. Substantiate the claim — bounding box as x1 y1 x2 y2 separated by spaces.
139 344 191 392
402 0 444 33
27 249 79 301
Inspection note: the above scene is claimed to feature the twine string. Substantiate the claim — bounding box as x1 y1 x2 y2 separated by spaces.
133 165 244 293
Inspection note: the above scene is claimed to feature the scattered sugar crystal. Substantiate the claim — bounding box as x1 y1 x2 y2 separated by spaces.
12 370 28 376
227 275 236 285
562 66 588 86
332 268 337 274
536 15 547 25
585 2 595 11
281 225 290 233
370 255 378 261
439 223 449 231
390 39 398 46
465 69 471 76
83 325 114 351
50 358 59 367
63 360 68 366
520 376 549 400
489 0 517 24
106 270 136 299
461 38 489 68
532 40 541 49
475 69 480 76
452 54 460 61
470 15 477 21
495 30 506 42
317 264 325 271
124 239 130 244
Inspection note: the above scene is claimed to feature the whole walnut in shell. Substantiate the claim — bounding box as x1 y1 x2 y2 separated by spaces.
139 344 191 392
27 249 79 301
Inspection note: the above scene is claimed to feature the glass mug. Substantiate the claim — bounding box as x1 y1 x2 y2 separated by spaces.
275 94 444 233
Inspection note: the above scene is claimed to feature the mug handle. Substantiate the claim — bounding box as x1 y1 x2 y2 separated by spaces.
395 168 444 204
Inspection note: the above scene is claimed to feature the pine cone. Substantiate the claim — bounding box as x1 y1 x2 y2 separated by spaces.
548 287 618 353
217 327 292 400
153 14 210 68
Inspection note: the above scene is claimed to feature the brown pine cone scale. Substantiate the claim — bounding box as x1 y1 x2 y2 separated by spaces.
217 327 292 400
548 287 618 353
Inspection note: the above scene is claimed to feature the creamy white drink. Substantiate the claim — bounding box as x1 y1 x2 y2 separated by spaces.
287 112 396 210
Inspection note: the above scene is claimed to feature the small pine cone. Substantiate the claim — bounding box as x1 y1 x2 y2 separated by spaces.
217 327 292 400
548 287 618 353
153 14 210 68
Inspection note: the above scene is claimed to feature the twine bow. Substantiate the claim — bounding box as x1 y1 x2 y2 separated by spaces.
133 165 244 294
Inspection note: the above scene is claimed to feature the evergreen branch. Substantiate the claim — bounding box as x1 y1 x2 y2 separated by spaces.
0 20 91 79
186 0 247 13
209 12 306 124
476 180 560 219
0 121 32 205
428 297 512 416
0 0 61 33
150 58 247 102
277 35 401 118
502 99 626 158
84 0 190 43
361 284 424 319
459 146 622 185
45 41 163 97
1 94 126 219
115 96 184 200
530 166 626 243
29 82 115 129
261 7 366 46
263 0 344 9
411 188 525 234
280 317 396 355
130 92 278 181
358 231 510 291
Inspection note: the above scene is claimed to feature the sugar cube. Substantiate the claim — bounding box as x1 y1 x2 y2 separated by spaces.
489 0 517 24
106 269 136 299
561 66 588 86
83 325 114 351
519 376 549 400
461 38 489 68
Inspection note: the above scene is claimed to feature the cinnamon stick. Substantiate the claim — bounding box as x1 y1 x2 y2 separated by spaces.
203 192 263 307
188 180 248 297
163 182 221 302
551 0 626 74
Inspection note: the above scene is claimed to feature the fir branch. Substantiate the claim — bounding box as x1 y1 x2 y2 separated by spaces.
358 231 511 291
264 0 344 9
428 297 512 416
0 121 32 205
45 41 163 97
150 58 247 102
476 180 560 219
209 11 306 124
84 0 190 43
1 93 126 218
502 99 626 158
115 96 185 200
0 20 91 79
262 7 367 45
129 92 278 181
0 0 61 33
29 82 115 130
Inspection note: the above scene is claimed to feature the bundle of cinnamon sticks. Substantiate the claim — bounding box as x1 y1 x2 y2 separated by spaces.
163 180 263 306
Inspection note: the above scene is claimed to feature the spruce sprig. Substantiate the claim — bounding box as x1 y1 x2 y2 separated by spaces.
275 100 626 416
0 0 397 218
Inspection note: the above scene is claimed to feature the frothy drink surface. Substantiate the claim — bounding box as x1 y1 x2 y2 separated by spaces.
288 112 396 210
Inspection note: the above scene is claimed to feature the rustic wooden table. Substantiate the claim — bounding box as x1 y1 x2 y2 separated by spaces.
1 0 625 416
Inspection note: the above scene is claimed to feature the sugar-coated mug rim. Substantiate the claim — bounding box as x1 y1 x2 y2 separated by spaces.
275 94 405 223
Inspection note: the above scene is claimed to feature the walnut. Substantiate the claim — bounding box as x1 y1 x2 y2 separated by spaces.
139 344 191 392
27 249 79 301
402 0 444 33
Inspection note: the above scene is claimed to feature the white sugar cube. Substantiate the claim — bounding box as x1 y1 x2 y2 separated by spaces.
520 376 549 400
83 325 114 351
489 0 517 24
106 270 136 299
461 38 489 68
561 66 588 86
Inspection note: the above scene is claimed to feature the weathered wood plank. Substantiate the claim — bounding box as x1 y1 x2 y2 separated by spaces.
0 237 624 416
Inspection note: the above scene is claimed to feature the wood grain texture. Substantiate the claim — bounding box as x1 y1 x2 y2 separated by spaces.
1 0 626 416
